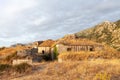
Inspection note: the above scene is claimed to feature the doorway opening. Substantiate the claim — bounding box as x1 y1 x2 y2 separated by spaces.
42 50 45 54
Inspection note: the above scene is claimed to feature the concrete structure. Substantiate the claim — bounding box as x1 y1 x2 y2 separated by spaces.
56 44 104 53
55 39 104 53
38 39 104 60
32 41 43 47
12 59 32 65
37 39 55 54
17 48 38 57
38 47 51 54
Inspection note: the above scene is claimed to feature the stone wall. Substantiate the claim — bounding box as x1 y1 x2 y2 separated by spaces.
12 59 32 65
94 45 104 51
56 44 104 53
38 47 51 54
17 48 38 57
56 44 67 53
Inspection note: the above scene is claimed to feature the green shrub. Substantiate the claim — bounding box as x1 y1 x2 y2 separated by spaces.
13 63 32 73
53 46 58 59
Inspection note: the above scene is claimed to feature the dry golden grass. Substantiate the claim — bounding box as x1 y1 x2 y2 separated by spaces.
57 38 101 46
0 46 30 56
39 39 55 47
0 46 31 64
58 51 120 61
9 60 120 80
0 48 15 56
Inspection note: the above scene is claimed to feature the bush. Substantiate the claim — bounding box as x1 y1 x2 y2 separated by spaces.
13 63 32 73
5 52 17 62
94 72 111 80
53 46 58 59
0 63 32 75
0 64 11 72
42 54 51 61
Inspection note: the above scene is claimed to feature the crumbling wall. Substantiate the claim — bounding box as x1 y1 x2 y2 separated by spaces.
38 47 51 54
12 59 32 65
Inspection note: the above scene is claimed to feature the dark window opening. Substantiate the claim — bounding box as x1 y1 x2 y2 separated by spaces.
67 48 71 51
90 48 94 51
42 50 45 54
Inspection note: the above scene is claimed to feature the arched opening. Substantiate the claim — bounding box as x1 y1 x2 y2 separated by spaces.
42 50 45 54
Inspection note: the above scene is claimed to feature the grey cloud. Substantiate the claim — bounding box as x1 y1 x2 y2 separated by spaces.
0 0 120 46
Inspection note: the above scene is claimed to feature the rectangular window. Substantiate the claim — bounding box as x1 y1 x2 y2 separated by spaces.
67 48 71 51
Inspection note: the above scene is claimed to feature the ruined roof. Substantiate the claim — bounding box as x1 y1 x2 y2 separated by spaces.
56 38 102 46
39 39 55 47
32 41 43 46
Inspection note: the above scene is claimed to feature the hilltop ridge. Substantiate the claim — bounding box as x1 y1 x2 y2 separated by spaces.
75 20 120 51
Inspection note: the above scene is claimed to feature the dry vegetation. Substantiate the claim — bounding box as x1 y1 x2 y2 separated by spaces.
58 51 120 61
0 46 30 56
0 33 119 80
0 45 32 64
57 38 101 46
0 63 32 80
5 60 120 80
75 20 120 51
0 48 16 56
39 39 55 47
0 45 120 80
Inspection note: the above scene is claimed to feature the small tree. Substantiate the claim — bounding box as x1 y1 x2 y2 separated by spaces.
53 46 58 59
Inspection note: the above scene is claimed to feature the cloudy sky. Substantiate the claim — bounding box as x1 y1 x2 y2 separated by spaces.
0 0 120 46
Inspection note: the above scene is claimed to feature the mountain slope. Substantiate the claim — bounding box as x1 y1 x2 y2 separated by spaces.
75 20 120 51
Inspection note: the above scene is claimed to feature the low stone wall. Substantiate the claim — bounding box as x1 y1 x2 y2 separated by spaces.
12 59 32 65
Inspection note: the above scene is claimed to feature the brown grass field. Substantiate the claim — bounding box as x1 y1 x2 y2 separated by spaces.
0 59 119 80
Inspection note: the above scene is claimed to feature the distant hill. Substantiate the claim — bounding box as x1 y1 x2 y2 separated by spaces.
75 20 120 51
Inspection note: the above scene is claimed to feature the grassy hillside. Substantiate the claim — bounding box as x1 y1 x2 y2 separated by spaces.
0 45 32 64
75 20 120 51
0 45 31 56
3 60 120 80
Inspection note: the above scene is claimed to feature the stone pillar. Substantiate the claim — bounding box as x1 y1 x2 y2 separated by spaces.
78 46 80 51
51 48 54 60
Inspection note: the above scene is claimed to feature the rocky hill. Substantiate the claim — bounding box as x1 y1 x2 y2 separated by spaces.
75 20 120 51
